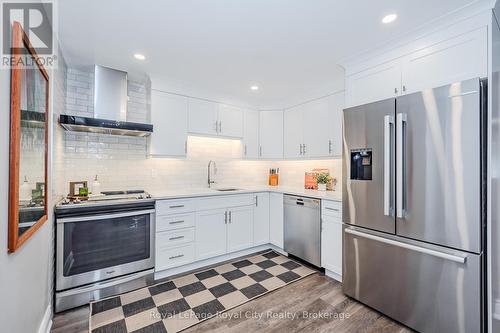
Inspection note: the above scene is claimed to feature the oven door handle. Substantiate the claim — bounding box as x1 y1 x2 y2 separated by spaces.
57 209 156 224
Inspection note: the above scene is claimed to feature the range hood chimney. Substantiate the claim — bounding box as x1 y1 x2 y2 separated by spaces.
59 65 153 137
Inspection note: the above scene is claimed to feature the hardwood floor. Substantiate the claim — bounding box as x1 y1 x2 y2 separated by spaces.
51 273 412 333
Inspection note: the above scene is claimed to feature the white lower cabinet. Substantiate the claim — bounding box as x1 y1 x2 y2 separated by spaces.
321 200 343 281
269 193 284 248
195 209 227 260
227 206 254 253
156 243 196 271
155 192 280 273
253 193 270 245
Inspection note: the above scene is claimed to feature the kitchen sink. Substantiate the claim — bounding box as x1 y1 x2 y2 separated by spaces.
214 188 240 192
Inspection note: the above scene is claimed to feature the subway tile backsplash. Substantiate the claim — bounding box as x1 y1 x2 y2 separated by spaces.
55 67 341 196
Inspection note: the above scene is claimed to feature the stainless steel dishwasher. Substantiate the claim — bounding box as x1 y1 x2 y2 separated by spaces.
284 195 321 267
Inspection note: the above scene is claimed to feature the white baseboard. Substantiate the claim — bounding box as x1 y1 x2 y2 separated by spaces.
155 244 278 280
325 269 342 283
267 244 287 256
37 305 52 333
494 298 500 321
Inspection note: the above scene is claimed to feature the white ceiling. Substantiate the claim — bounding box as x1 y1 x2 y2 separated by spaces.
58 0 478 109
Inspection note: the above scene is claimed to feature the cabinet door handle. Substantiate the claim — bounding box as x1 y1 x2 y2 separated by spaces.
396 113 408 219
185 140 187 154
394 87 398 94
224 211 228 224
328 140 332 154
214 121 218 132
169 205 184 209
229 211 232 223
325 207 339 212
384 115 394 217
259 146 262 157
402 85 406 93
169 254 185 260
303 144 306 155
169 220 185 225
299 144 303 155
169 236 185 241
244 144 247 156
255 195 258 207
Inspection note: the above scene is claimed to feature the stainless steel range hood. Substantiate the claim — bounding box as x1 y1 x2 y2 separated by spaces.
59 65 153 137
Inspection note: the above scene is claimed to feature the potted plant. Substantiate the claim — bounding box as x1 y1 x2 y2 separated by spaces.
316 172 331 191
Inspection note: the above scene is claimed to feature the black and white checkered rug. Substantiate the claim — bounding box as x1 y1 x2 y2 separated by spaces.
89 250 316 333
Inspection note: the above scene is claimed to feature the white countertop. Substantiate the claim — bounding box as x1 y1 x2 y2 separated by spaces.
150 185 342 202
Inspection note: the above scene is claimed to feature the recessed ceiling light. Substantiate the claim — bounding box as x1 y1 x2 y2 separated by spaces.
250 85 259 91
382 13 397 24
134 53 146 60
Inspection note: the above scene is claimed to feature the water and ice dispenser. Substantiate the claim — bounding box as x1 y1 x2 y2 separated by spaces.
350 149 372 180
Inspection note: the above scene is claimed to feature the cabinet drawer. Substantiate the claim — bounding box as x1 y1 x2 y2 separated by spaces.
157 228 195 248
157 199 195 215
156 244 195 271
156 213 195 232
322 200 342 217
196 194 254 211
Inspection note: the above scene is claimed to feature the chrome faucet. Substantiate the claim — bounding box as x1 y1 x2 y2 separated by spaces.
208 160 217 188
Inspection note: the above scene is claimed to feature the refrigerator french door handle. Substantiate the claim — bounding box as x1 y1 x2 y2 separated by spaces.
344 228 467 264
396 113 407 219
383 115 394 216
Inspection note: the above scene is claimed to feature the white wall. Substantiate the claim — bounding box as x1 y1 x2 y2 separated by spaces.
0 47 67 333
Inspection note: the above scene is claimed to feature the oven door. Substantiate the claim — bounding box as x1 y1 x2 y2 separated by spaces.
56 209 155 291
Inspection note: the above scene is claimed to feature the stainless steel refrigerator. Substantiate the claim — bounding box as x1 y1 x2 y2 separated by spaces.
342 78 486 333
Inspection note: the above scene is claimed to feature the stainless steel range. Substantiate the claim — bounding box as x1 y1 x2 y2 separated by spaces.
55 190 155 312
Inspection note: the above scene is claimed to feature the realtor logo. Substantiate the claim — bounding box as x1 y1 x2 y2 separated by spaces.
1 1 56 68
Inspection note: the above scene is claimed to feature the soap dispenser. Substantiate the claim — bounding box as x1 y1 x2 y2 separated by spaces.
92 175 101 195
20 176 31 202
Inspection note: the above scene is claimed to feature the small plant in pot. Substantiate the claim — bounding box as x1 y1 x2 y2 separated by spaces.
316 172 331 191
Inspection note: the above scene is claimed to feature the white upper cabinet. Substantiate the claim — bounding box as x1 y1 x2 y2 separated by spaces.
283 106 303 159
243 109 260 159
259 111 283 159
401 27 487 95
218 104 243 138
345 27 487 107
284 92 344 159
150 90 188 157
187 99 243 138
345 59 402 107
303 97 337 158
188 98 219 136
328 92 344 156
